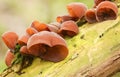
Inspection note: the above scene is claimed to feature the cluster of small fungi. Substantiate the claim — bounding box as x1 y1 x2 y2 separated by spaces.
2 0 118 67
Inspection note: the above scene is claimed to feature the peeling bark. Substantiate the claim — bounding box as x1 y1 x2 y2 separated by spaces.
88 52 120 77
73 50 120 77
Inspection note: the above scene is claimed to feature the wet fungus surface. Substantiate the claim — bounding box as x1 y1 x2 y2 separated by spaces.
27 31 68 62
96 1 118 21
20 46 30 55
18 34 30 46
56 15 78 23
67 2 87 19
47 24 59 33
2 31 18 50
85 9 97 23
5 50 15 67
26 27 38 36
94 0 112 7
31 21 49 32
59 20 79 37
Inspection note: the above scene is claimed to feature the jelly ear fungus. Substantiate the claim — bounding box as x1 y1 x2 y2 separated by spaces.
2 31 18 51
26 27 38 36
47 22 61 33
47 24 59 33
20 46 31 55
94 0 113 7
31 21 49 32
96 1 118 21
56 15 78 23
85 9 97 23
27 31 68 62
58 20 79 37
18 34 30 46
5 50 15 67
67 2 87 19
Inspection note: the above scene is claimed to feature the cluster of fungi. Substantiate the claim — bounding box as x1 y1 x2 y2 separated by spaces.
2 0 118 67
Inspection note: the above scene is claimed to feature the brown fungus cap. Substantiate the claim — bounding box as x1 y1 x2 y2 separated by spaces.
49 22 61 29
26 27 38 36
2 31 18 50
56 15 78 23
59 20 79 37
20 46 30 55
94 0 112 7
27 31 68 62
31 21 60 33
67 2 87 19
31 20 49 32
85 9 97 23
18 34 30 46
47 24 60 33
47 22 61 33
5 50 15 67
96 1 118 21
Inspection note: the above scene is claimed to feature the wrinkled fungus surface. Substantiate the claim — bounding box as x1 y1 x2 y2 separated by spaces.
27 31 68 62
59 20 79 37
5 50 15 67
2 31 18 50
85 9 97 23
67 2 87 19
96 1 118 21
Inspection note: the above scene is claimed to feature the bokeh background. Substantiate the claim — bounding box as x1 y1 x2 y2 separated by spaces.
0 0 93 73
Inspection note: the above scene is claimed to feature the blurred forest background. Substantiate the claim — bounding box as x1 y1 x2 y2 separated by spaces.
0 0 93 72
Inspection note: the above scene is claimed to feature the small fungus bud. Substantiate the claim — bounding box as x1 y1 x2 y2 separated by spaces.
59 20 79 37
85 9 97 23
2 31 18 50
5 50 15 67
